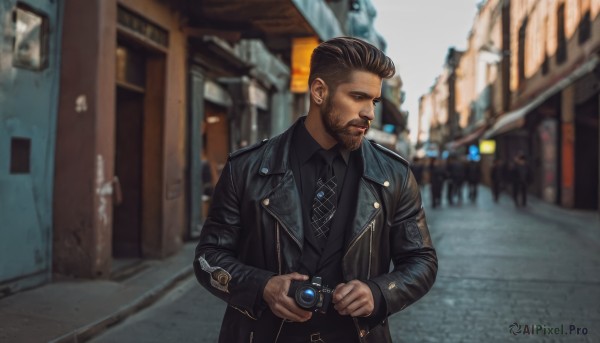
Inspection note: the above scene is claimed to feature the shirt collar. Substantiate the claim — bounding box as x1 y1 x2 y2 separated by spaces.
294 118 322 165
293 117 349 166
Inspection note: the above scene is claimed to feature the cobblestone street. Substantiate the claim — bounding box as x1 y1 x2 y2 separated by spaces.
91 186 600 342
390 186 600 343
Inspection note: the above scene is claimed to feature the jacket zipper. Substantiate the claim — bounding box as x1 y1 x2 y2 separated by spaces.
346 219 376 342
274 319 285 342
367 220 375 279
273 220 286 342
229 221 286 327
230 305 258 320
344 218 378 260
276 222 282 275
352 317 368 342
249 331 254 343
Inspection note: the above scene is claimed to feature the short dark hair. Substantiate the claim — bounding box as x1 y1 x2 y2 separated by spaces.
308 36 395 90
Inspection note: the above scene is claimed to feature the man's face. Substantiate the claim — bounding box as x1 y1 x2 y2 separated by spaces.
320 70 382 151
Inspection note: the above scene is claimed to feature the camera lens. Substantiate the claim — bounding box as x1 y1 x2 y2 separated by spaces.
301 288 315 302
295 285 318 308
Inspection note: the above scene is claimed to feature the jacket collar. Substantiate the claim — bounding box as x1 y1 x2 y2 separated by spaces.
258 117 389 187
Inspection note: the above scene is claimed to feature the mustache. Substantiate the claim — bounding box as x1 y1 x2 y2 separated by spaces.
346 119 370 128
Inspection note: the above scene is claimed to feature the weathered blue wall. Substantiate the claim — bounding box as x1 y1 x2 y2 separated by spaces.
0 0 62 293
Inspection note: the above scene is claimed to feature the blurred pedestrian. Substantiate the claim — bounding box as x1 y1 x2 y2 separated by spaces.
411 157 424 187
511 152 531 207
490 158 504 202
502 160 513 193
446 155 465 204
430 158 446 208
193 37 437 343
465 158 481 202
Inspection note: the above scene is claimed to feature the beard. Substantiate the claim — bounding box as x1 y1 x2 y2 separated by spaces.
320 95 369 151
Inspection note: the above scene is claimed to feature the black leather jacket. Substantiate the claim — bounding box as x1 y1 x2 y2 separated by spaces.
194 120 437 342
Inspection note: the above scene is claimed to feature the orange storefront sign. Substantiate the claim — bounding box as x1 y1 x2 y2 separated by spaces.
291 37 319 93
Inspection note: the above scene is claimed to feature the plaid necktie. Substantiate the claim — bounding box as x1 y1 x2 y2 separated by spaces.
311 150 338 240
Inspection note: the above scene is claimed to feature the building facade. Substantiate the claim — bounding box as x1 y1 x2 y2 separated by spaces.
485 0 600 209
0 0 63 293
1 0 394 295
421 0 600 211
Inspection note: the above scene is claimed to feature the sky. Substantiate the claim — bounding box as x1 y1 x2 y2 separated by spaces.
369 0 480 142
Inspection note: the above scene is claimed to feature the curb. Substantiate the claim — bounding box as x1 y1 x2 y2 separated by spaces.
48 266 194 343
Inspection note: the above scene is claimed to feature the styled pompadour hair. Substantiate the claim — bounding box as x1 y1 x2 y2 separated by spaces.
308 36 395 89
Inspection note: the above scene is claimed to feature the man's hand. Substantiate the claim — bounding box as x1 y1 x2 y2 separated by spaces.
263 272 313 322
333 280 374 317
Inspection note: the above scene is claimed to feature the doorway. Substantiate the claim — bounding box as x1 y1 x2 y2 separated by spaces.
113 85 144 257
112 39 165 259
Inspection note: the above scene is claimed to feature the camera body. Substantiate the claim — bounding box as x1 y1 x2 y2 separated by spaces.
288 276 334 314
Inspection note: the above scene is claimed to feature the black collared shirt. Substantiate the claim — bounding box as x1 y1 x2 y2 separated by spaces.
292 118 349 214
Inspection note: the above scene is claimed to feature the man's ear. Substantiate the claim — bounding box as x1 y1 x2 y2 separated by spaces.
310 78 329 105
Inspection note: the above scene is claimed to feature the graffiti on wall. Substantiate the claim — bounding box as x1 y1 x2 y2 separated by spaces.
95 154 113 226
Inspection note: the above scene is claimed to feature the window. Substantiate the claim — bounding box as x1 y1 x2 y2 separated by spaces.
556 3 567 64
578 10 591 44
542 16 549 75
10 137 31 174
518 18 527 84
12 5 49 70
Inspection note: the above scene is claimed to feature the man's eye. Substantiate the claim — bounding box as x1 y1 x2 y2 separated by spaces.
373 99 381 106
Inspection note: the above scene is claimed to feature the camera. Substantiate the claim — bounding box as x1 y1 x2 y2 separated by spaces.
288 276 334 314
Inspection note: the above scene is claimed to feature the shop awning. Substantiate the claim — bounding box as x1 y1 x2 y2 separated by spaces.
191 36 252 77
446 124 489 150
185 0 343 42
290 0 344 41
483 55 600 139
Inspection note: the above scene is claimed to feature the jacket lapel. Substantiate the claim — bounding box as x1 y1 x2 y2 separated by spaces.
261 170 304 250
343 140 388 252
257 119 304 250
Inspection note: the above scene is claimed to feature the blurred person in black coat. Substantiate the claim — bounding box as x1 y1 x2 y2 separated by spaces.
411 157 424 187
511 152 532 207
446 155 465 204
429 158 447 208
465 159 481 202
490 158 504 202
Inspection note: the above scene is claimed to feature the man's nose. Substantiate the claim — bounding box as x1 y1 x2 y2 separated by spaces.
360 104 375 121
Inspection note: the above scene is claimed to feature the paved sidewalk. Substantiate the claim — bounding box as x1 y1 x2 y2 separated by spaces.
0 242 196 343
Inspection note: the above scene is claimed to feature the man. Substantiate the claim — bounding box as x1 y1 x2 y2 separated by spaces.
490 158 504 203
446 155 466 205
194 37 437 342
429 157 446 209
410 157 424 187
465 158 481 202
511 152 531 207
